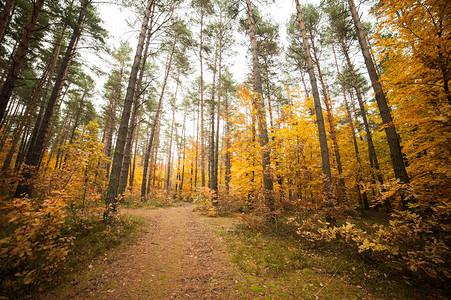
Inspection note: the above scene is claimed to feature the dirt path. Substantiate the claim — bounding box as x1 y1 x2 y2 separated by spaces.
46 203 238 299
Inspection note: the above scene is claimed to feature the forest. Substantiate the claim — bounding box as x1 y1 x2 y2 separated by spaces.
0 0 449 298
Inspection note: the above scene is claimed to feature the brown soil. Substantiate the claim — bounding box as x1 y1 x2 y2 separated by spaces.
45 203 238 299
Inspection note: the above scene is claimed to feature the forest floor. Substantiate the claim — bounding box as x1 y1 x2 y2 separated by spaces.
45 202 239 299
43 202 444 299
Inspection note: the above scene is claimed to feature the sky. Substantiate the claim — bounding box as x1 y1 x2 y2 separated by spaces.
93 0 301 85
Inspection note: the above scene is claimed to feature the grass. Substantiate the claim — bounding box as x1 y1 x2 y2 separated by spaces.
37 214 148 297
220 224 365 299
215 221 446 299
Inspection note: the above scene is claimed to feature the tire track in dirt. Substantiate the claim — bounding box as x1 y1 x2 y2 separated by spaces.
46 203 237 299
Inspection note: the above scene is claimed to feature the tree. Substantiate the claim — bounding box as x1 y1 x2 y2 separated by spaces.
191 0 213 188
348 0 410 192
101 42 131 176
0 0 45 125
244 0 274 212
374 0 450 208
294 0 332 194
0 0 15 45
302 3 345 198
104 0 153 217
15 0 97 197
140 19 189 201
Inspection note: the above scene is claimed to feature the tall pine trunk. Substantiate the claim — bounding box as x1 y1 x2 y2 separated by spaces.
118 13 153 195
0 0 15 45
340 37 383 187
2 24 67 170
104 67 122 177
180 108 187 194
348 0 409 190
209 40 218 194
199 12 206 188
213 11 223 199
15 0 88 197
224 93 231 192
0 0 45 125
140 39 176 200
332 45 369 210
295 0 332 194
246 0 274 212
165 80 179 195
310 38 345 198
105 0 152 217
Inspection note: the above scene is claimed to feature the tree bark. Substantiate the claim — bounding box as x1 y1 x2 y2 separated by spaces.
213 17 223 199
340 36 383 186
310 37 345 199
118 14 154 195
180 107 187 194
105 0 152 217
0 0 15 45
194 91 200 190
295 0 332 193
246 0 274 211
209 40 218 193
141 39 176 200
150 117 161 191
0 0 44 125
332 45 369 210
165 79 179 195
15 0 88 197
104 67 122 177
199 12 206 188
348 0 409 187
130 106 142 187
2 24 67 170
224 93 231 193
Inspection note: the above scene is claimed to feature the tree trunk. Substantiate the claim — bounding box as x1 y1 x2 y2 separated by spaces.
130 106 142 187
68 92 86 144
141 39 176 200
348 0 409 188
340 36 383 185
213 11 223 200
194 92 200 190
105 0 152 217
150 117 161 191
310 38 345 199
333 45 369 210
295 0 332 193
0 0 15 45
118 14 153 195
14 121 31 171
15 0 88 197
246 0 274 211
104 66 122 177
180 108 187 194
209 40 218 193
0 0 45 125
2 24 67 170
54 117 71 170
264 57 274 128
224 93 231 193
165 79 179 195
199 12 206 188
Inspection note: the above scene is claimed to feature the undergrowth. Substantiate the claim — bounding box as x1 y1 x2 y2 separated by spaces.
0 212 146 299
219 213 448 299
